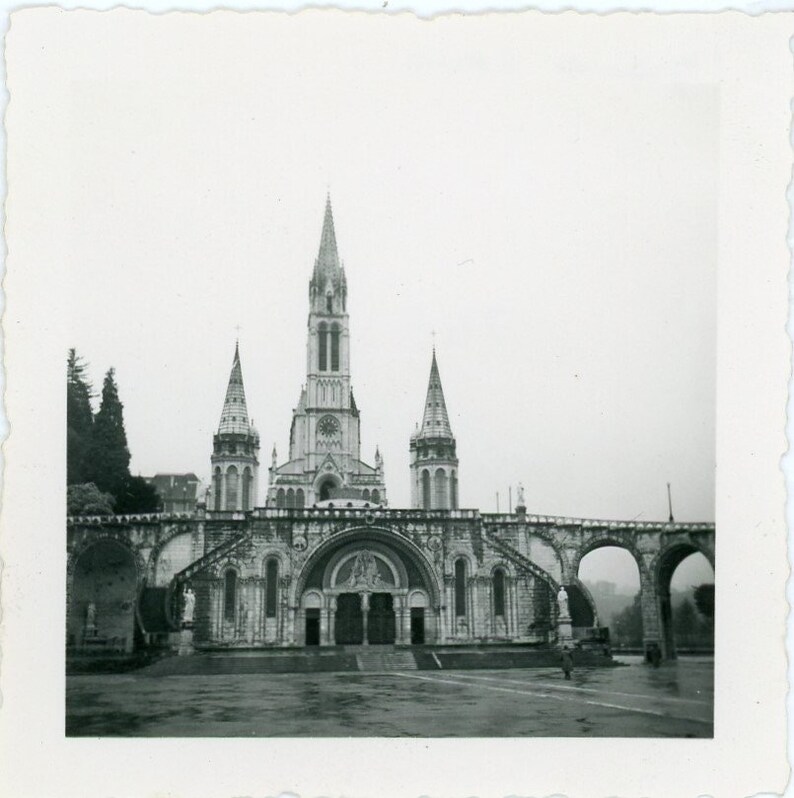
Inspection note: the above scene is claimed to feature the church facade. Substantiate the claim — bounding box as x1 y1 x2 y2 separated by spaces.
66 199 715 658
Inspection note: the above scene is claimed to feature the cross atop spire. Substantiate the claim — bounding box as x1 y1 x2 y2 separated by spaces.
419 348 453 438
218 342 252 436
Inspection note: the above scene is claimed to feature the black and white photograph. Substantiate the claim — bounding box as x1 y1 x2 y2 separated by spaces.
1 7 790 798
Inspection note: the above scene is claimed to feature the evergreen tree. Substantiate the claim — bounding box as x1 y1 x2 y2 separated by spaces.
86 368 131 497
115 475 162 514
66 349 94 485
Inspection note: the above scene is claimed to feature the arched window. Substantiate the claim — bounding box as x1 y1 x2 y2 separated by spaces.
242 467 252 510
421 469 431 509
371 489 380 505
454 559 467 617
286 488 295 509
295 488 305 508
318 322 328 371
319 480 334 501
330 324 340 371
265 559 279 618
276 488 286 508
213 467 222 510
224 569 237 621
362 489 370 502
493 569 506 617
450 470 458 510
434 468 447 509
225 466 239 510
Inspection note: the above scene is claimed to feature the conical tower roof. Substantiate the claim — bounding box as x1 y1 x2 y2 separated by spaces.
419 349 453 438
218 342 252 435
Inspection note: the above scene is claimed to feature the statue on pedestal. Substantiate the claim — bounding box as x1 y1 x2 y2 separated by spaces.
182 586 196 625
85 601 97 634
516 482 526 508
557 586 570 618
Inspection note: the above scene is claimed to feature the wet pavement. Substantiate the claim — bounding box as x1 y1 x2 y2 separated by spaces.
65 655 713 737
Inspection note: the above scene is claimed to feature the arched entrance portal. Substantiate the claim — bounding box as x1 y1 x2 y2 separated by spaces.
68 539 139 653
296 531 439 646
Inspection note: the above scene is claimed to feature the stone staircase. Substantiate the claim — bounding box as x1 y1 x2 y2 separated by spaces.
354 648 418 672
484 530 560 591
174 530 250 584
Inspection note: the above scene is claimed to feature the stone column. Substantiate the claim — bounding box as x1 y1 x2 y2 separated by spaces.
507 577 517 637
210 582 221 641
641 572 664 658
468 577 478 639
328 596 337 645
246 581 255 643
402 597 412 644
320 598 330 646
394 596 403 644
444 577 454 641
361 592 370 646
286 605 296 647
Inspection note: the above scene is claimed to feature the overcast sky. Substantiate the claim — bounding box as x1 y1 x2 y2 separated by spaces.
44 13 716 586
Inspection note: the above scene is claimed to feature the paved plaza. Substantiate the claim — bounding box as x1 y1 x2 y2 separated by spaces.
65 655 712 737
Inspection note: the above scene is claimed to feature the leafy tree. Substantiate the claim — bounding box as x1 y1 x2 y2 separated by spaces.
67 483 115 516
66 349 94 485
612 592 643 646
693 583 715 621
115 475 162 514
86 368 131 497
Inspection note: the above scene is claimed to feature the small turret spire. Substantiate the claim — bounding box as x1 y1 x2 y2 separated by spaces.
218 343 251 435
419 348 453 438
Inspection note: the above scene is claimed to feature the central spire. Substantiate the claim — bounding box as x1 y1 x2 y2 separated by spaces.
310 193 347 314
314 193 341 278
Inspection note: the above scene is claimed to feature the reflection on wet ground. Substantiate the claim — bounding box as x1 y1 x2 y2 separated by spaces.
66 655 713 738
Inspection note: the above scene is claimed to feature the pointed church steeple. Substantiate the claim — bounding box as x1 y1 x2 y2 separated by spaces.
410 347 459 510
310 194 346 313
314 193 340 277
420 348 453 438
211 342 260 512
268 196 387 509
218 341 252 435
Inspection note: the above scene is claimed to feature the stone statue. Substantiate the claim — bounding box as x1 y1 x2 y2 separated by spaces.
557 586 569 617
516 482 526 507
182 586 196 624
347 549 382 589
86 601 97 630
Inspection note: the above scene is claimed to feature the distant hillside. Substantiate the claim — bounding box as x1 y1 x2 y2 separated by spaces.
582 580 696 627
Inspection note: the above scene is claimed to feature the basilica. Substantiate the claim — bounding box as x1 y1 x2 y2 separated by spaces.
66 199 715 659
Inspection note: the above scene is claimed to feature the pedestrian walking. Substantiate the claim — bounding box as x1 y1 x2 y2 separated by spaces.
560 645 573 680
647 643 662 668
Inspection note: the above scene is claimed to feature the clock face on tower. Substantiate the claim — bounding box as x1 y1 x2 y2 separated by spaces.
318 415 340 438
